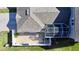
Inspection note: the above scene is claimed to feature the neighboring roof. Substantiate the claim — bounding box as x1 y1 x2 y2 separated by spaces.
75 8 79 41
16 7 60 33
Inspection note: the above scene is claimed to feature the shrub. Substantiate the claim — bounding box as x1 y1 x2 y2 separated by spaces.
14 33 19 37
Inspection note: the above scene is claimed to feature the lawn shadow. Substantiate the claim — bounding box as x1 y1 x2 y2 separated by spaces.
41 38 75 50
5 7 17 47
7 30 12 47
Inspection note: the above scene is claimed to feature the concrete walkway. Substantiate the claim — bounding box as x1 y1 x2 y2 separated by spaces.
0 13 9 32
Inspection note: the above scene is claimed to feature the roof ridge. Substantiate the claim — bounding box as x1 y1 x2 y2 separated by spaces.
30 11 45 28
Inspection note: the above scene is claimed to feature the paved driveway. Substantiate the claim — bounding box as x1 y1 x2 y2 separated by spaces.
0 13 9 32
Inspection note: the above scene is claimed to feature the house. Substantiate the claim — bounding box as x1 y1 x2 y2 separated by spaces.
0 7 75 46
11 7 60 46
7 7 73 46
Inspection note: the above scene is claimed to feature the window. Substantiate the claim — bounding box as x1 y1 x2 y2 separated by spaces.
72 20 74 22
46 27 53 33
63 28 69 31
54 27 59 33
72 23 74 25
46 26 59 33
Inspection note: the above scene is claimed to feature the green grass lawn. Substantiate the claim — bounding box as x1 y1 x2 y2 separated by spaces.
0 9 9 13
0 32 79 51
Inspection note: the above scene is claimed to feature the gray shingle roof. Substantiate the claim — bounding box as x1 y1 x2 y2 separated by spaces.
17 17 42 32
34 12 58 24
16 7 60 33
